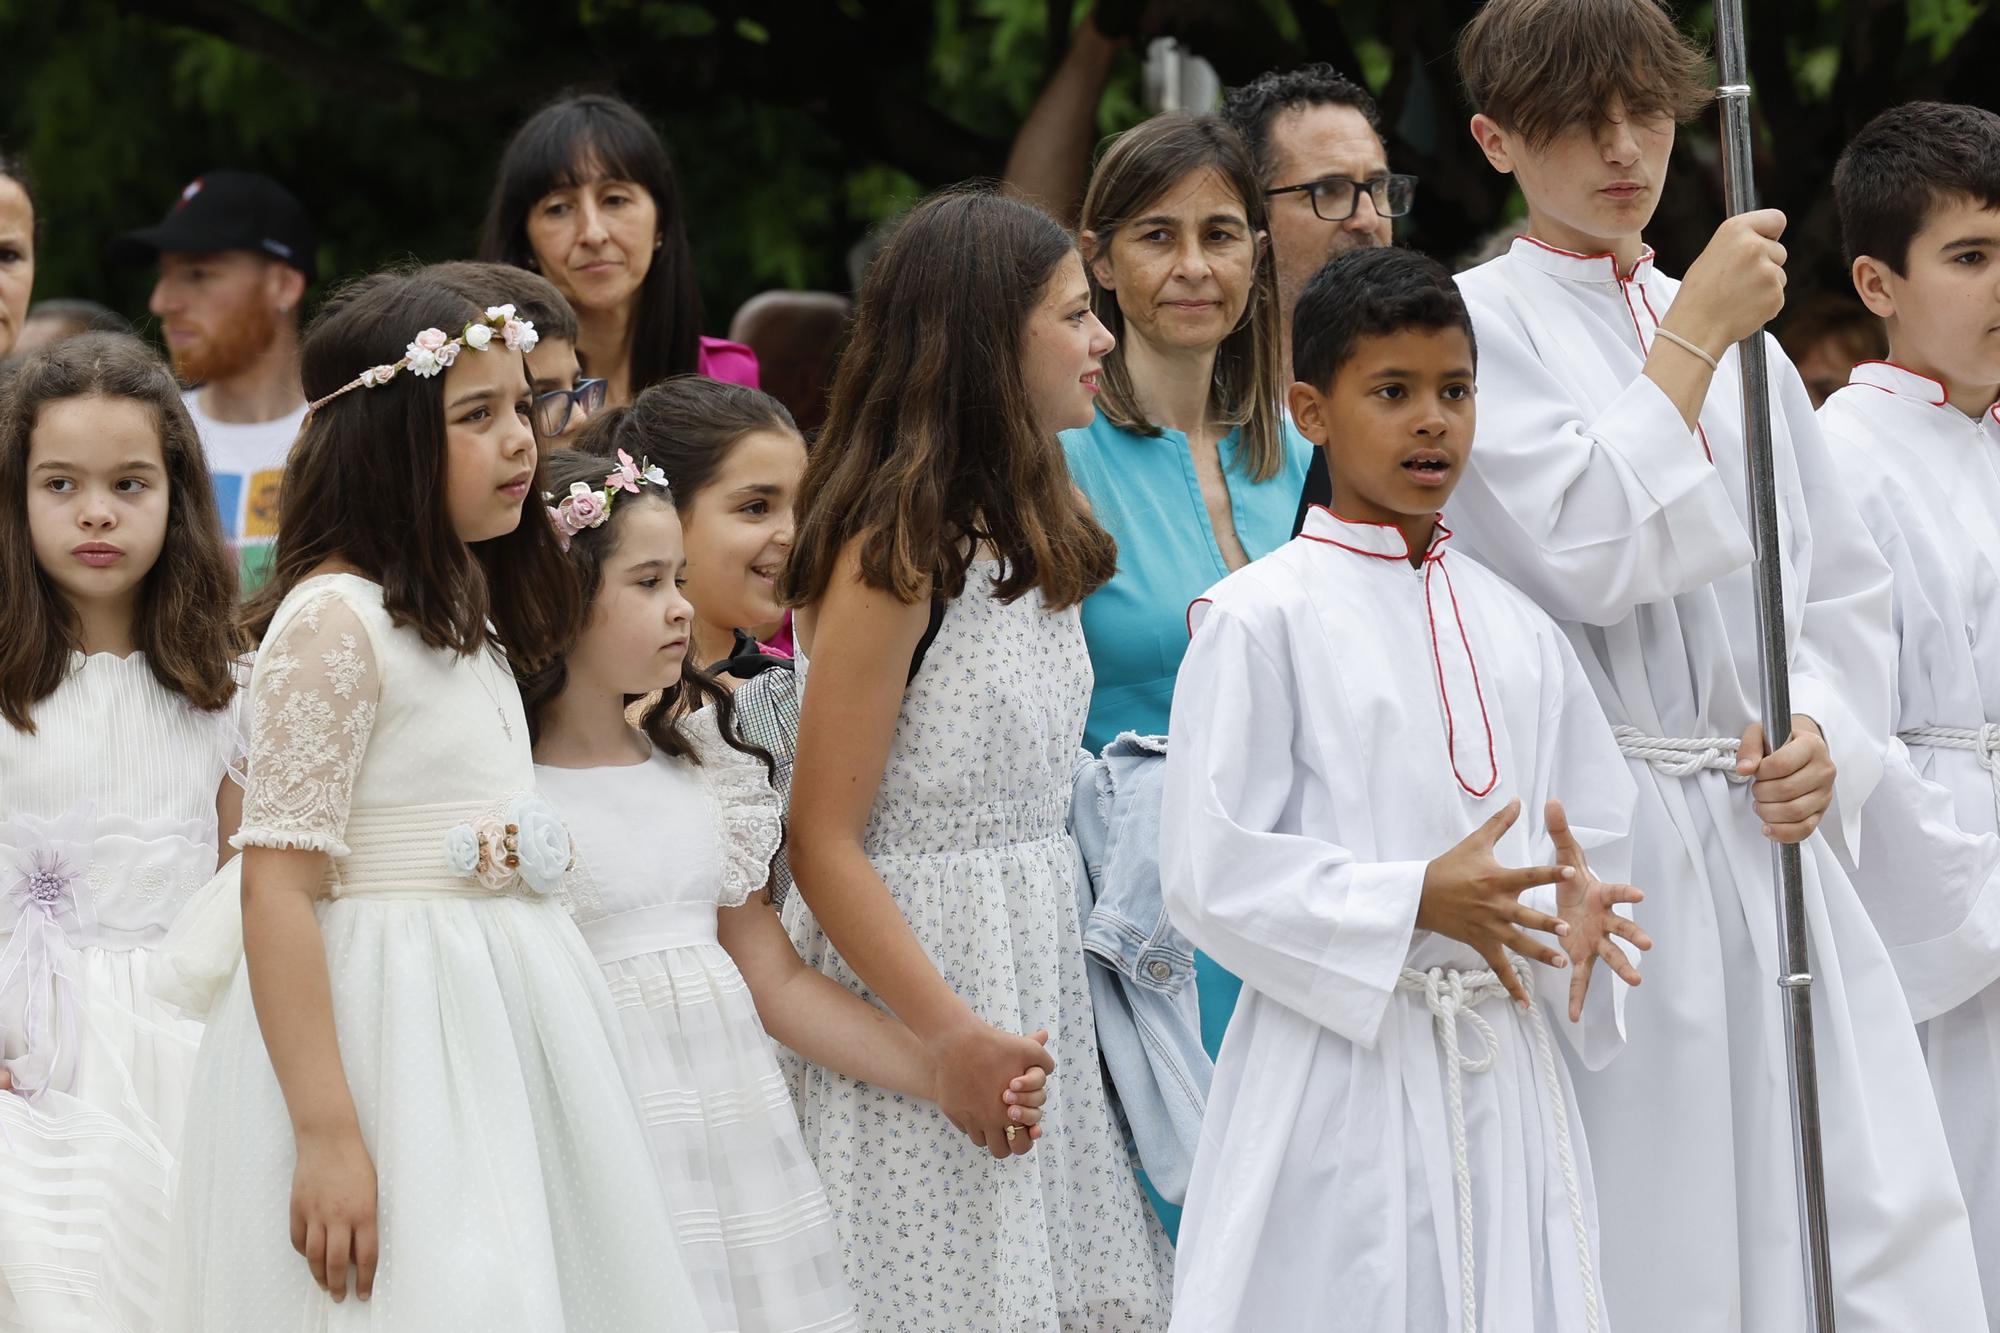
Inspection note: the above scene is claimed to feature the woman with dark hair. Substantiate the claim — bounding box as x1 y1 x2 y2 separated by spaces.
480 92 757 407
0 148 36 362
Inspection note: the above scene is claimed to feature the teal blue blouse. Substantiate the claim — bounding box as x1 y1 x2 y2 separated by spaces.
1063 406 1312 1238
1063 410 1314 753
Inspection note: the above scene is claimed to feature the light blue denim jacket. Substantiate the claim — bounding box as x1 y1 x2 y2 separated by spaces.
1067 732 1211 1205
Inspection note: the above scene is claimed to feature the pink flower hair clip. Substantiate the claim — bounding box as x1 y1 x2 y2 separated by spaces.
544 449 671 552
306 304 541 415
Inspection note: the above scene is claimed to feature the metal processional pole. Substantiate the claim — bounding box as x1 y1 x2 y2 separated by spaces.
1711 3 1837 1327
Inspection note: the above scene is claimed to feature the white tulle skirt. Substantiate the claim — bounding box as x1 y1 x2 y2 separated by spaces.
166 890 708 1332
0 942 202 1332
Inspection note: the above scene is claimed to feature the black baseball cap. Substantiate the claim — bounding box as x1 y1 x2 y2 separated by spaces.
111 170 317 284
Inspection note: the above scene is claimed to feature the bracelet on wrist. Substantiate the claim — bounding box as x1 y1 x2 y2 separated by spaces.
1653 326 1720 370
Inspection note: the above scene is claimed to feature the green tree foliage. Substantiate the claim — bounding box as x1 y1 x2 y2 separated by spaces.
1 0 1991 334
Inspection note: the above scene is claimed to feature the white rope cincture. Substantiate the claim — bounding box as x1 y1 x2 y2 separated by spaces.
1397 959 1601 1333
1898 722 2000 825
1611 725 1752 784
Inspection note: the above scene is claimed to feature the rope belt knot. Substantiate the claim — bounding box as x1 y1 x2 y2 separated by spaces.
1611 725 1752 784
1397 960 1601 1333
1898 723 2000 824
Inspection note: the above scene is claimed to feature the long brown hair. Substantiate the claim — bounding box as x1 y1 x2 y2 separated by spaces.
518 448 768 773
242 267 579 672
1080 114 1287 483
0 332 243 731
780 187 1116 611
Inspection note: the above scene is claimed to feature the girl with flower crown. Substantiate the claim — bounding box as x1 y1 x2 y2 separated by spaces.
163 268 707 1330
0 332 245 1329
525 446 1049 1333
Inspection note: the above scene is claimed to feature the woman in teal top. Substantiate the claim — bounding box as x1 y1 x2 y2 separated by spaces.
1061 113 1308 1235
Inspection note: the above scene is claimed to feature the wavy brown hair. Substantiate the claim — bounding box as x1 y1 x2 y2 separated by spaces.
518 448 769 774
241 267 579 672
780 187 1116 611
0 332 243 732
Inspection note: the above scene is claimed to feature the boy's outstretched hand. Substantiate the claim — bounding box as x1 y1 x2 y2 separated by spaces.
1418 799 1575 1010
1547 799 1652 1022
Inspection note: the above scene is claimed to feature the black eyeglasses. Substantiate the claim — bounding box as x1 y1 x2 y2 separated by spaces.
532 377 608 438
1265 173 1419 223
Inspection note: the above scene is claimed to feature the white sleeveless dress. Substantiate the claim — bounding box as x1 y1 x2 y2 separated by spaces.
538 707 858 1333
783 562 1175 1331
166 574 706 1331
0 652 240 1332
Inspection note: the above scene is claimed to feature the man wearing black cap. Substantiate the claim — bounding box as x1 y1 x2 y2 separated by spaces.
114 170 316 588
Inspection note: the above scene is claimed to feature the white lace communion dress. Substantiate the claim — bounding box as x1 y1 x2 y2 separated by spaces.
166 574 707 1331
0 652 241 1332
538 706 858 1333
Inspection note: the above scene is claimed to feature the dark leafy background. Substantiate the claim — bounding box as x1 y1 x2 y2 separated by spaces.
4 0 1993 336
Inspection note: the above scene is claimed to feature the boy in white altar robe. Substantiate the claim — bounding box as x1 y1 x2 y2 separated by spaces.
1445 3 1985 1330
1162 245 1651 1333
1820 100 2000 1320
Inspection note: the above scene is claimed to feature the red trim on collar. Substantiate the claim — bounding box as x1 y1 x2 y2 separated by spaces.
1514 234 1657 283
1427 560 1500 798
1850 359 1950 408
1299 505 1452 562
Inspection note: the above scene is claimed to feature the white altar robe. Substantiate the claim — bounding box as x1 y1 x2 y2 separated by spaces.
1446 238 1985 1332
1822 360 2000 1318
1161 508 1633 1332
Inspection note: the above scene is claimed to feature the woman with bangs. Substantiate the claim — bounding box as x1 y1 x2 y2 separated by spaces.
481 92 757 407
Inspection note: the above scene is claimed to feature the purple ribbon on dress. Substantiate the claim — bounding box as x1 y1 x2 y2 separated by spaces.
0 805 98 1101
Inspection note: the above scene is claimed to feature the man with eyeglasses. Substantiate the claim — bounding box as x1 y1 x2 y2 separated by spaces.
1223 65 1417 528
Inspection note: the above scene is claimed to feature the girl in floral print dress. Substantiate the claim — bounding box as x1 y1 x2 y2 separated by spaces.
779 189 1175 1330
165 269 706 1331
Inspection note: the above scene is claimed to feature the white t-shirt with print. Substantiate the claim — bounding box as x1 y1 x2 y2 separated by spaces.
183 389 304 589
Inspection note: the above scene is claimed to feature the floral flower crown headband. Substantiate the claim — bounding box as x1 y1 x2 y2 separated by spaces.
305 304 541 414
545 449 671 552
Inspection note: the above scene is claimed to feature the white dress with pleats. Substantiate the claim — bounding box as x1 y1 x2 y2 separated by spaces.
0 652 240 1332
538 706 858 1333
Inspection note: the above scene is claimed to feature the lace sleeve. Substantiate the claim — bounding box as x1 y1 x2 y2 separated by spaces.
686 707 782 908
233 590 381 857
